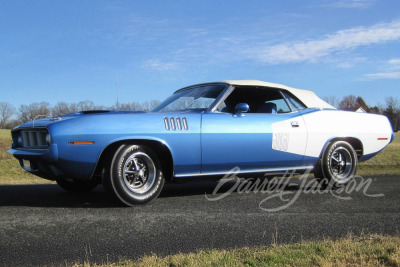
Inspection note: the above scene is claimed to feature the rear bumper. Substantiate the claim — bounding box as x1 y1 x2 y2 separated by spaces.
390 132 396 143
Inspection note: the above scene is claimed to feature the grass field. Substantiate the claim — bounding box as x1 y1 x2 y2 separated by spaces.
71 234 399 266
358 133 400 175
0 129 54 184
0 129 398 185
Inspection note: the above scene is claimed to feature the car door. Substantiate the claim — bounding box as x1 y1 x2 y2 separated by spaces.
201 111 307 174
200 85 310 174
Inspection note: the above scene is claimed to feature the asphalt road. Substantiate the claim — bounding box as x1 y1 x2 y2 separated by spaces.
0 175 399 266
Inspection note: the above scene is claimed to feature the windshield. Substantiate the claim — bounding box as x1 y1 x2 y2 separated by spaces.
152 84 227 112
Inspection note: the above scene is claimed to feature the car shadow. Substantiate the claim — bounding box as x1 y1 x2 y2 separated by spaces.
160 178 304 198
0 178 313 208
0 184 120 208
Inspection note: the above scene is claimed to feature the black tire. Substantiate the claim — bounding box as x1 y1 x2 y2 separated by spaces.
104 144 164 206
56 178 98 192
314 140 358 189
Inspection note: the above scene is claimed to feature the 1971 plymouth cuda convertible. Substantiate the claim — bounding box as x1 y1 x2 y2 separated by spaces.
8 80 394 205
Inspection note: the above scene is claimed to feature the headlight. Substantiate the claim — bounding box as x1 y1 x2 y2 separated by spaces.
46 133 51 146
17 136 22 147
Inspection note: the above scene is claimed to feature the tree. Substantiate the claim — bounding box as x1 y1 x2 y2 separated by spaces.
322 96 338 108
141 101 151 112
76 100 96 111
356 97 370 112
18 102 51 123
0 102 16 128
369 106 381 114
115 102 143 111
52 102 76 116
149 100 160 110
338 95 358 111
383 96 400 132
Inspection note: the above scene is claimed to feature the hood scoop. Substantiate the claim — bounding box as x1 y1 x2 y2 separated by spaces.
80 110 111 114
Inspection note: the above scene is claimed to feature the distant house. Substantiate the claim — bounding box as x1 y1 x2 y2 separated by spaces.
342 106 367 113
356 107 367 113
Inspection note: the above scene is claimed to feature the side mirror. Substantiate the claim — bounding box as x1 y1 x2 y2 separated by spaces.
234 103 249 117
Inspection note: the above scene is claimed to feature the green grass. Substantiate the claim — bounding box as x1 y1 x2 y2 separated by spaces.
0 129 398 185
0 129 54 184
358 133 400 175
72 234 400 266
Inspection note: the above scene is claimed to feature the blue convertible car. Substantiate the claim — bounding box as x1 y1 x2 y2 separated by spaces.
9 80 394 205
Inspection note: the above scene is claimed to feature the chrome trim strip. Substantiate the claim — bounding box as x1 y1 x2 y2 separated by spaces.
163 117 170 130
210 85 234 112
174 166 314 177
182 117 188 130
176 117 182 130
170 117 176 130
278 90 294 112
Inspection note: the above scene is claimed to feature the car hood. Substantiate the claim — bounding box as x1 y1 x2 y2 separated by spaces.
14 110 146 129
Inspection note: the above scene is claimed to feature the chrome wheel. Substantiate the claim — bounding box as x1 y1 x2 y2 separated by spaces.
314 140 358 188
122 152 156 194
105 144 165 206
329 147 353 180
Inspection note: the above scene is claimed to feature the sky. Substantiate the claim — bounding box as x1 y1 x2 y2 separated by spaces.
0 0 399 109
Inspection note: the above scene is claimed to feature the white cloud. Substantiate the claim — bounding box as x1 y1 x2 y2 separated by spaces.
388 58 400 67
142 59 179 71
333 57 367 68
363 72 400 79
250 20 400 64
363 58 400 79
324 0 374 9
187 28 209 37
318 55 367 69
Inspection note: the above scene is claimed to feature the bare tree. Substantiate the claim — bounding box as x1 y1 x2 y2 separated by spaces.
385 96 400 111
149 100 161 110
18 102 51 123
52 102 75 116
76 100 96 111
141 101 151 112
115 102 143 111
383 96 400 131
18 105 30 123
130 102 144 111
116 103 130 111
322 96 338 108
0 102 16 128
338 95 358 111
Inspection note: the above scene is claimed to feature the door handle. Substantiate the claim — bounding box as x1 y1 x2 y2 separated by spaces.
291 121 300 127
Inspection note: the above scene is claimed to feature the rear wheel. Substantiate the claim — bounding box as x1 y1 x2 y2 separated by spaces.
314 140 358 189
103 144 164 206
56 178 98 192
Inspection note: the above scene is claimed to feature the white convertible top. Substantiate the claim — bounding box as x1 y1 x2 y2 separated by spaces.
195 80 335 109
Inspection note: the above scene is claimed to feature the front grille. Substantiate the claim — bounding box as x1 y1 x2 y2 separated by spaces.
14 129 49 148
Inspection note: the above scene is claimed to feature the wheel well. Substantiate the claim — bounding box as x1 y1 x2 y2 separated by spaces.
93 140 174 181
327 137 363 160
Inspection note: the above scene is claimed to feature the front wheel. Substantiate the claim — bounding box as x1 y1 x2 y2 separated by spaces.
314 140 358 189
104 144 164 206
